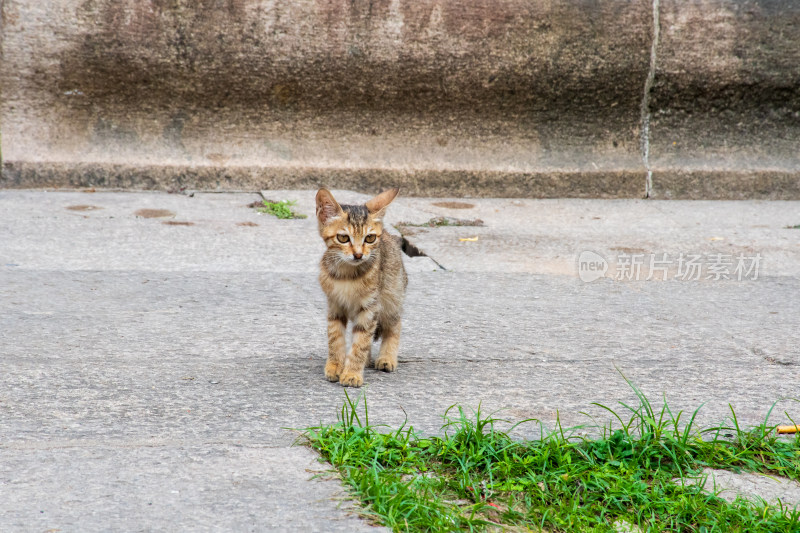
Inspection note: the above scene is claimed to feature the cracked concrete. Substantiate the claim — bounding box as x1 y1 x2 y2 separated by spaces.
1 189 799 530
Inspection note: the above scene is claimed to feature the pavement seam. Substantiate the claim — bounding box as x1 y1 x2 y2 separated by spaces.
0 441 303 451
400 358 538 364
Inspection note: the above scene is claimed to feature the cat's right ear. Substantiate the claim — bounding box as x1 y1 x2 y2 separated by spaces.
316 189 343 224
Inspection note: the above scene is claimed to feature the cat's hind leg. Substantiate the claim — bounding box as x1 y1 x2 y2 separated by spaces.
366 324 382 368
325 308 347 382
374 318 401 372
339 308 377 387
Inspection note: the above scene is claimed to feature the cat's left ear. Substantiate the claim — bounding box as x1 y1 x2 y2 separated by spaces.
365 187 399 214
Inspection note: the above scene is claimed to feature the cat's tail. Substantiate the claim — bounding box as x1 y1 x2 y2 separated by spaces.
373 323 382 341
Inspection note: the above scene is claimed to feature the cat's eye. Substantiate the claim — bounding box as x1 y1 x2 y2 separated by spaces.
364 234 377 244
336 234 350 243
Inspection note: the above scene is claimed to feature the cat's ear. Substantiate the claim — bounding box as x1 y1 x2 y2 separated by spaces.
365 187 399 214
316 188 343 224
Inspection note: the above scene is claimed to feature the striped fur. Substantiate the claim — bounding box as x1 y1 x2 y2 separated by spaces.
316 188 407 387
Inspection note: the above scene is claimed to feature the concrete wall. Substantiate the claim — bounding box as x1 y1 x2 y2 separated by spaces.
1 0 798 198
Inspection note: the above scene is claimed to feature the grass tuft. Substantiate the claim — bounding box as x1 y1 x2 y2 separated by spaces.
258 199 307 219
303 383 800 532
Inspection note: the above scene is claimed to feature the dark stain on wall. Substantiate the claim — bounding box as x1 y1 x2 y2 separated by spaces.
56 0 651 118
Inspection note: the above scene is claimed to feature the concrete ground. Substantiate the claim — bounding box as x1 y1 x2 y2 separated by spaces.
1 189 799 531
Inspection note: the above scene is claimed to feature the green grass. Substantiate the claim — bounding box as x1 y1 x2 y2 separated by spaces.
303 378 800 532
258 199 307 219
786 225 800 229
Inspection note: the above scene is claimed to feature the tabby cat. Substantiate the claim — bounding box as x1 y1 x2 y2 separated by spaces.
315 188 408 387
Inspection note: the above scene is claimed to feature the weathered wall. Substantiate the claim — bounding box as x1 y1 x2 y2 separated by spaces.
649 0 800 198
1 0 798 198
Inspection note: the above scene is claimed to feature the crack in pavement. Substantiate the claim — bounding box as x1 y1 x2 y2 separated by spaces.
397 231 447 270
640 0 661 197
0 440 298 451
400 358 542 364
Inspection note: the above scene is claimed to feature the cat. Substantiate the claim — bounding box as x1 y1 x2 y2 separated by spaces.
315 188 408 387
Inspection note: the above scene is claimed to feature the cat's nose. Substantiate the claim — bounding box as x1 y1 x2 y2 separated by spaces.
353 252 363 260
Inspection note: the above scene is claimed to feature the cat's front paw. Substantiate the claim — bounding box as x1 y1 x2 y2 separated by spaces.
324 361 341 382
374 356 397 372
338 371 364 388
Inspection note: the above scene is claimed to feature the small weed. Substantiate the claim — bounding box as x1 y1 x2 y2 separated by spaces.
786 224 800 229
303 379 800 532
257 199 307 219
